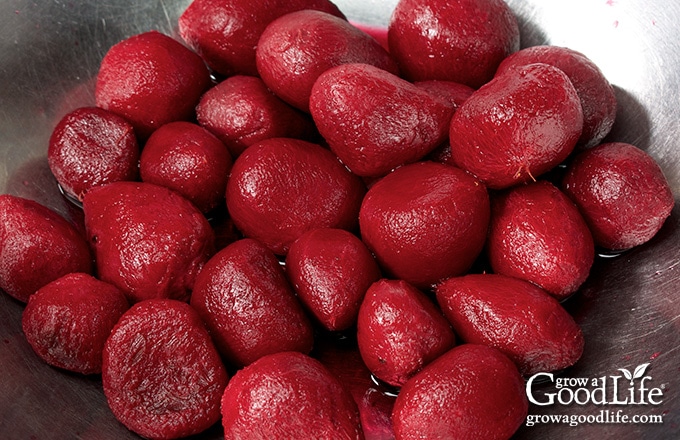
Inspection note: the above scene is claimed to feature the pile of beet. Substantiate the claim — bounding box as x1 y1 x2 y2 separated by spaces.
0 0 674 439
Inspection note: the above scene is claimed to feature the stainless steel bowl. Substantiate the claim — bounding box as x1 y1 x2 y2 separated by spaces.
1 0 678 439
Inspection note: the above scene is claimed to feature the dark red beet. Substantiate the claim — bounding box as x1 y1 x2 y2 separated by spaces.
0 195 92 303
285 228 381 331
449 63 584 189
221 351 364 439
359 161 489 289
562 142 675 250
413 80 475 110
487 180 594 299
95 30 211 140
310 63 454 177
190 238 314 366
139 121 233 213
496 45 617 148
103 299 228 439
48 106 139 202
388 0 520 88
178 0 346 77
436 274 585 375
195 75 316 157
392 344 528 440
357 279 455 387
226 138 366 255
256 9 399 113
82 181 214 303
22 273 129 375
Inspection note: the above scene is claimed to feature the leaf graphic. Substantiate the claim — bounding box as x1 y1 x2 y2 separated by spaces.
633 363 651 380
618 368 632 381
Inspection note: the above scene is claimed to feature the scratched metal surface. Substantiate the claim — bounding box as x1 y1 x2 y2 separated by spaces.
0 0 678 439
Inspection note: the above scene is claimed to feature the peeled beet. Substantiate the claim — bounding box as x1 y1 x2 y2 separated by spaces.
356 279 455 387
392 344 528 440
359 161 489 289
195 75 317 157
82 181 214 303
562 142 675 250
0 195 92 303
388 0 520 88
449 62 584 189
256 9 399 113
103 299 228 439
226 138 366 255
190 238 314 366
310 63 454 177
285 228 381 331
48 106 139 202
221 351 364 439
139 121 233 213
436 273 585 375
95 30 211 139
487 180 594 299
178 0 346 77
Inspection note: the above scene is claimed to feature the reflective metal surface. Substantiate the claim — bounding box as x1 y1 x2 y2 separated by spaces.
0 0 678 439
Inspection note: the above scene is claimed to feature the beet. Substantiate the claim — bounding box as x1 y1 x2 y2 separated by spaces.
449 62 583 189
48 106 139 202
178 0 346 77
256 9 399 113
195 75 317 157
310 63 454 177
82 181 214 303
388 0 520 88
359 161 489 289
190 238 314 366
356 279 455 387
103 299 228 439
22 273 129 375
392 344 528 440
226 138 365 255
139 121 232 214
487 180 594 299
0 195 92 303
436 273 585 375
221 351 364 439
563 142 675 250
496 45 617 148
95 30 211 140
285 228 381 331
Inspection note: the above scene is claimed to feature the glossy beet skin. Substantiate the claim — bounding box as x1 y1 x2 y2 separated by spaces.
48 106 139 202
190 238 314 367
95 31 211 140
256 10 399 113
285 228 381 331
436 274 585 375
221 351 364 439
103 299 228 440
487 180 594 299
388 0 520 88
22 273 129 375
562 142 675 250
392 344 528 440
0 195 92 303
449 63 584 189
226 138 366 255
139 121 233 214
82 181 214 304
359 161 490 289
356 279 456 387
496 45 617 148
178 0 346 77
196 75 317 158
